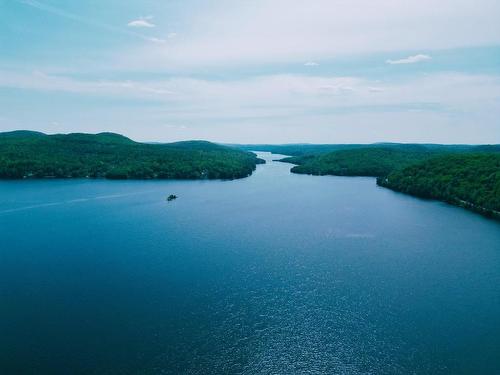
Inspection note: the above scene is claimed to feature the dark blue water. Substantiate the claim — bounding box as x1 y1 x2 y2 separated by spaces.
1 153 499 374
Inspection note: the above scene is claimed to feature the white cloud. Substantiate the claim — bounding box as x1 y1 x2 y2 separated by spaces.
2 69 499 143
0 70 177 97
127 17 155 28
16 0 500 72
147 33 177 44
304 62 319 66
17 0 155 41
121 0 500 69
386 54 432 65
148 37 167 44
2 70 499 115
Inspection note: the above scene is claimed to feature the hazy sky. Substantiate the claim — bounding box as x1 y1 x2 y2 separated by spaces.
1 0 500 143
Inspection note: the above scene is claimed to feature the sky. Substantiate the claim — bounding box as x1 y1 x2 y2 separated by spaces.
0 0 500 144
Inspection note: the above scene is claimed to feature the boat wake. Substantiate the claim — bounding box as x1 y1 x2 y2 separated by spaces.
0 191 156 215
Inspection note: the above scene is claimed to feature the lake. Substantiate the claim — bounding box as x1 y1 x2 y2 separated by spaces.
1 152 499 374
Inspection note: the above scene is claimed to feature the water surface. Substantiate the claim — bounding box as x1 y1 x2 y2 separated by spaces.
1 153 499 374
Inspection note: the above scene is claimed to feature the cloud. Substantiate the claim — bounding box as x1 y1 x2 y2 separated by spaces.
2 69 499 143
17 0 500 71
304 62 319 66
2 70 498 115
148 37 167 44
147 32 177 44
121 0 500 69
17 0 156 41
0 69 177 97
127 16 155 28
386 54 432 65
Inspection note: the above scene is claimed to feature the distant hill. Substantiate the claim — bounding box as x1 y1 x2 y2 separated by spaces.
235 144 368 156
234 143 499 157
0 131 264 180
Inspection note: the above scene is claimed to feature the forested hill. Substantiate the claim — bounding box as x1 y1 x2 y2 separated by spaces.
378 154 500 218
274 144 499 177
235 143 498 157
0 131 264 180
283 148 439 177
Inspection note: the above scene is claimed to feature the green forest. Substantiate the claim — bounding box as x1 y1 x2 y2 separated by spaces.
378 153 500 217
0 131 264 180
282 148 439 177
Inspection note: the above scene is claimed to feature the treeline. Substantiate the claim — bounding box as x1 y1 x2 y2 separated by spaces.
283 148 439 177
0 131 264 180
235 143 369 156
378 153 500 218
236 143 499 157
